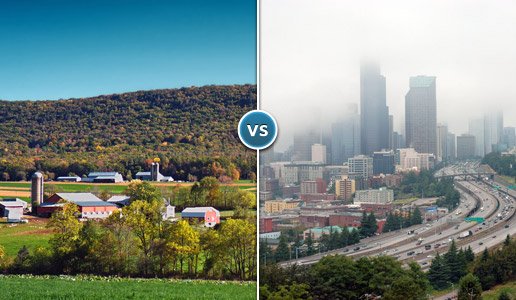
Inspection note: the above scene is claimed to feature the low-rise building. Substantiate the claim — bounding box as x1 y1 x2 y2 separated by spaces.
37 193 118 218
0 198 27 222
56 176 81 182
354 187 394 204
82 172 124 183
135 162 174 182
181 207 220 227
264 199 302 213
303 226 343 241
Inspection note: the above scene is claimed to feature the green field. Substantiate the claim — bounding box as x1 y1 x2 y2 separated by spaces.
0 220 51 256
0 181 256 202
482 280 516 300
0 275 256 300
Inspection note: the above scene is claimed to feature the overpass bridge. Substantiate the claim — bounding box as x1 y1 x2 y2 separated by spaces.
434 172 494 181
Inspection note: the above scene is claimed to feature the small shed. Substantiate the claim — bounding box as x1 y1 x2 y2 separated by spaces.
181 207 220 227
56 176 82 182
0 198 27 222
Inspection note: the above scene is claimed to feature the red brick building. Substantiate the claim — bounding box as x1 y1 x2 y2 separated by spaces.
37 193 118 218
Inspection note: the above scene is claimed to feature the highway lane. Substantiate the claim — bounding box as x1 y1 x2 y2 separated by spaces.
280 162 516 269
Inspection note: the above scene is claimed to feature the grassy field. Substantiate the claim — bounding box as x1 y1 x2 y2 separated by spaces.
0 218 51 256
501 175 516 185
482 280 516 300
393 197 419 205
0 275 256 300
0 181 256 202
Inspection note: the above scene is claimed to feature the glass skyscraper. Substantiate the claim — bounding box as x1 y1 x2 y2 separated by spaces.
360 62 389 155
405 76 437 155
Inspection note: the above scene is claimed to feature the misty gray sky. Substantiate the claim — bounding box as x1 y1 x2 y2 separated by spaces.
260 0 516 151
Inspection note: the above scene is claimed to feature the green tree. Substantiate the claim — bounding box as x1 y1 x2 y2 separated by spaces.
124 180 162 204
498 292 510 300
339 225 349 247
0 245 5 262
123 199 163 275
428 252 450 290
359 211 371 237
349 228 360 245
411 207 422 225
465 246 475 262
47 202 82 256
305 234 316 256
504 234 511 247
219 219 256 280
458 273 483 300
200 176 220 206
190 182 204 206
268 282 312 300
275 234 291 262
444 240 465 283
167 220 200 275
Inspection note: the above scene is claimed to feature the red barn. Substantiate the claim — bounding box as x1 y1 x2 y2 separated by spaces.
181 207 220 227
37 193 118 218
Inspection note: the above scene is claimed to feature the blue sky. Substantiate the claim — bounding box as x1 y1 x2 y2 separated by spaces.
0 0 256 100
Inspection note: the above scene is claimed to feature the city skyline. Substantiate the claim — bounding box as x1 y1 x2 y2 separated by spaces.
261 0 516 152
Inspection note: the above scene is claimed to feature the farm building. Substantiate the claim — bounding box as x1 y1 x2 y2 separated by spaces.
56 176 81 182
181 207 220 227
37 193 118 218
0 198 27 222
135 162 174 182
82 172 124 183
107 195 131 208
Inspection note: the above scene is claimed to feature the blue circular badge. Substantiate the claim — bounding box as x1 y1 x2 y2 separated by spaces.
238 110 278 150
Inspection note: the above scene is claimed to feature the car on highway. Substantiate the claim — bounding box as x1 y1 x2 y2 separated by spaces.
434 244 441 249
354 247 360 251
407 251 415 256
492 235 497 238
425 244 432 250
505 225 510 228
427 255 433 258
422 262 428 265
343 249 349 253
479 242 483 245
417 250 423 254
416 241 422 246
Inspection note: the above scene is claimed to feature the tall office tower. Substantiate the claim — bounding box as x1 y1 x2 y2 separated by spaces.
504 127 516 149
331 103 360 165
457 134 476 159
469 118 485 157
484 110 503 154
447 133 456 160
405 76 437 156
260 146 275 166
392 132 400 151
389 115 394 150
436 124 448 161
293 131 320 162
360 62 389 155
311 144 327 163
321 134 333 165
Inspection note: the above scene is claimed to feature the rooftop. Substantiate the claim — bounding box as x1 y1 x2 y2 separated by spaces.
409 76 436 88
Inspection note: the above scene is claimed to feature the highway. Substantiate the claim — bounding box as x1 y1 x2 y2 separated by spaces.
280 161 516 270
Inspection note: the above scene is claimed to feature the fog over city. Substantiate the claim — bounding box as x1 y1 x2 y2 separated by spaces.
260 0 516 152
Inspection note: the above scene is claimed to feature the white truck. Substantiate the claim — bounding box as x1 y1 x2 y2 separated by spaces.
459 230 473 239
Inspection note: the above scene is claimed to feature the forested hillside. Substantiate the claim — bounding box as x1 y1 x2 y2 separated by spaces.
0 84 256 181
